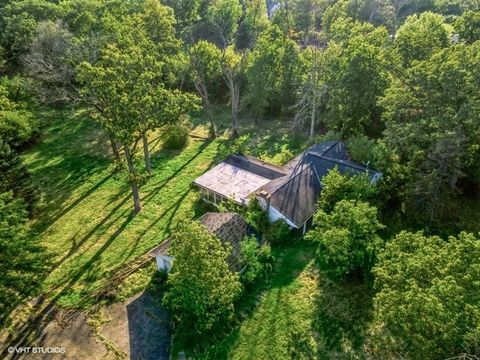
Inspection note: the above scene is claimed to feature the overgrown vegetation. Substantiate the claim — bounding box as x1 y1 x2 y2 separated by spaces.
0 0 479 358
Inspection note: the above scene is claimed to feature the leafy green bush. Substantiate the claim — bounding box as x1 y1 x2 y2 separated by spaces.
162 118 190 150
266 220 291 244
244 198 269 233
319 167 378 213
347 134 375 165
0 110 37 147
240 236 274 285
306 200 384 279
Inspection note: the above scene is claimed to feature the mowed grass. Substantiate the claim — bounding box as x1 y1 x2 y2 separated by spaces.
22 107 223 308
201 241 374 360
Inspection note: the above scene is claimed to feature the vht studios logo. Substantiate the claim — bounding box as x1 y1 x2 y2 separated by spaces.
7 346 66 354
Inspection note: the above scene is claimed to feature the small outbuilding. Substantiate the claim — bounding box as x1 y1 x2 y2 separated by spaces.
150 212 254 273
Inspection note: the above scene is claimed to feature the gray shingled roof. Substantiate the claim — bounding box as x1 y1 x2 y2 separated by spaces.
150 212 251 272
261 141 382 228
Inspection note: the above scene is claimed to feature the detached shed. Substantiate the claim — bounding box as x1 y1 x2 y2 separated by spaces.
149 212 254 273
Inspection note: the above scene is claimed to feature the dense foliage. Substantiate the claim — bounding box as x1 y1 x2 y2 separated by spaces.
0 192 44 326
0 0 479 356
163 220 242 342
371 231 480 359
306 200 384 278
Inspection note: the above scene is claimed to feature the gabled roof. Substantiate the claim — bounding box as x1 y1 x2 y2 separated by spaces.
150 212 251 272
259 141 382 228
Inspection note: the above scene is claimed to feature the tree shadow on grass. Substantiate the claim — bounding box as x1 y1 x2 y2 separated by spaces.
192 241 315 359
312 275 374 358
1 212 136 359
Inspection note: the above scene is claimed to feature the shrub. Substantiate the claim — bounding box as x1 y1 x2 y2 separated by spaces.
305 200 384 279
0 110 37 147
266 220 291 244
240 236 274 286
319 167 378 213
244 198 269 233
162 117 190 150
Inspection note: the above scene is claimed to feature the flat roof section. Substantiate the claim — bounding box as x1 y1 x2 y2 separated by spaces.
193 161 272 204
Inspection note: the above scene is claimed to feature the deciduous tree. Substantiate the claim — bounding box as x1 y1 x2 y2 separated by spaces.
306 199 384 278
163 220 242 340
371 231 480 359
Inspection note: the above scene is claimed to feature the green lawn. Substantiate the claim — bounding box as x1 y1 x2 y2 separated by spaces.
199 241 374 359
17 104 306 312
13 104 376 357
21 107 224 309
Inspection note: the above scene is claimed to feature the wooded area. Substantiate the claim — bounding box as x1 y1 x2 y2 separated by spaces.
0 0 479 359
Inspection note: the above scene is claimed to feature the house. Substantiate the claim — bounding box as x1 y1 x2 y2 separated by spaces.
150 212 255 273
266 0 282 19
194 141 382 233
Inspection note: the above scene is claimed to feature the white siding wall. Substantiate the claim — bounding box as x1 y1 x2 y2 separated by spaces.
268 205 297 228
155 255 175 272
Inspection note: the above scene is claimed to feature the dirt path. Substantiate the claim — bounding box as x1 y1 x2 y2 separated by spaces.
1 292 171 360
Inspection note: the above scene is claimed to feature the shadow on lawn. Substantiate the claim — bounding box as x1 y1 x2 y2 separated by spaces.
1 212 136 359
312 274 374 357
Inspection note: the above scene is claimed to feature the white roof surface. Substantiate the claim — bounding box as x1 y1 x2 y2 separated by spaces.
194 162 271 203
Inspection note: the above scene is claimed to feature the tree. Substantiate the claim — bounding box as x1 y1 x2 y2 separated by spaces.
0 192 45 326
370 231 480 359
237 0 269 49
320 19 389 136
306 199 384 278
163 220 242 340
23 20 79 106
0 0 59 63
78 4 199 211
220 46 248 138
162 0 203 30
245 25 304 119
318 167 378 213
206 0 243 48
381 41 480 226
293 46 327 137
454 10 480 44
189 40 222 138
394 12 449 67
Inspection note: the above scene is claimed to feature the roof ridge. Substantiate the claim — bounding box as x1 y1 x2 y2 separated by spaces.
267 162 318 197
315 155 371 172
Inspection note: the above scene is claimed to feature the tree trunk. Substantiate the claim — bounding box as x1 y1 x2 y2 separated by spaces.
123 144 142 213
310 92 316 139
230 81 240 139
142 133 152 175
109 132 121 163
205 99 216 139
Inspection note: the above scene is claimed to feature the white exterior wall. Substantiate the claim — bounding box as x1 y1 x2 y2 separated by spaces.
155 255 175 272
268 205 297 228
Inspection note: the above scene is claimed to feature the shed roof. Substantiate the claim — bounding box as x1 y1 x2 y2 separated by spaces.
150 212 251 272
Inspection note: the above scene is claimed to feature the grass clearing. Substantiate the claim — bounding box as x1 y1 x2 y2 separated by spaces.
21 107 223 309
200 241 374 359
